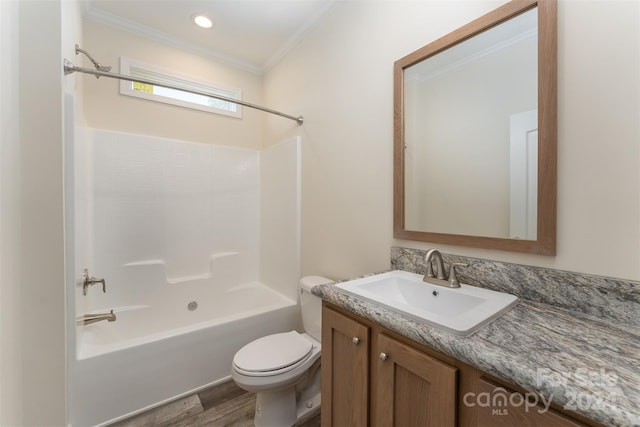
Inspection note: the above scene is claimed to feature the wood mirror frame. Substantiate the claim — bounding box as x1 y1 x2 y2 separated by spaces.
393 0 557 255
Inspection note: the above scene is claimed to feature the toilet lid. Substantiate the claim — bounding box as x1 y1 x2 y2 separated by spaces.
233 331 313 373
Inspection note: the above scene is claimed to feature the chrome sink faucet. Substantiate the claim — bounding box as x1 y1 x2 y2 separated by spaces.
424 249 446 280
80 310 116 325
423 249 468 288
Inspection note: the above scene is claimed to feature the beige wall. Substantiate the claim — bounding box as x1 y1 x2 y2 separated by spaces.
0 1 22 424
17 0 70 425
0 0 82 424
264 0 640 282
82 20 264 149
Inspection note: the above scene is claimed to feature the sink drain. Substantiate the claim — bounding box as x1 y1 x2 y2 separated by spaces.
187 301 198 311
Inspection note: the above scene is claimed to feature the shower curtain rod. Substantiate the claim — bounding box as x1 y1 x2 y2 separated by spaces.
63 59 304 126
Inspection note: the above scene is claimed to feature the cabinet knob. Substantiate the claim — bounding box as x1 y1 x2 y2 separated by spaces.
379 352 389 361
352 337 360 345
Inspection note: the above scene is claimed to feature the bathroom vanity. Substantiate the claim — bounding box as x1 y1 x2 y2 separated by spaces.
321 302 595 426
313 250 640 427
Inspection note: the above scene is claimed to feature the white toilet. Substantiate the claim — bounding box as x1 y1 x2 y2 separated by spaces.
231 276 332 427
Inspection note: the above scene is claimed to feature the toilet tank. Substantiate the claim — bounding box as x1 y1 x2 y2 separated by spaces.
299 276 333 341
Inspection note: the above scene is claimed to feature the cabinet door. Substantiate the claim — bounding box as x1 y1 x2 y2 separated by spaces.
476 378 586 427
375 333 457 427
321 306 370 427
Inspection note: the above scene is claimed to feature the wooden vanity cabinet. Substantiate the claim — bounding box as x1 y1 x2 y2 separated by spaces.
321 303 370 426
475 377 585 427
374 333 457 426
322 303 458 427
322 302 597 427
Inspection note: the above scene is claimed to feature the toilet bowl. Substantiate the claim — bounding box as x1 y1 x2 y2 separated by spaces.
231 276 333 427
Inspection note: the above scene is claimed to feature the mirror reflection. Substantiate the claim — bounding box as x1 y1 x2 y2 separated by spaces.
404 8 538 239
394 0 556 255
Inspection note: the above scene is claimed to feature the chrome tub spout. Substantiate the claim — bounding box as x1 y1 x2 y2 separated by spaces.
81 310 116 325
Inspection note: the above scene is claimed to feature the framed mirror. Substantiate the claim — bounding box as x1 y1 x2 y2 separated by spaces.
394 0 556 255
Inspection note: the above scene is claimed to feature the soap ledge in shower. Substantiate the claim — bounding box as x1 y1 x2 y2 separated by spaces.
122 251 240 284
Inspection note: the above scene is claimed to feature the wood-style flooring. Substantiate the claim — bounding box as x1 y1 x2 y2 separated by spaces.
110 380 320 427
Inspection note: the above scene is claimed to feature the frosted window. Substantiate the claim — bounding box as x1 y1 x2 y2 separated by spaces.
119 57 242 118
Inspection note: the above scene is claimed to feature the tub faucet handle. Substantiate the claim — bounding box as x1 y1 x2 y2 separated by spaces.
82 268 106 295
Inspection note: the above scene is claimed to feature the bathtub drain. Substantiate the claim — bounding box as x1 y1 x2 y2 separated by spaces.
187 301 198 311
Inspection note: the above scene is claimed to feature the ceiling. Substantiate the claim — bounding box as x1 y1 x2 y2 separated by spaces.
83 0 339 74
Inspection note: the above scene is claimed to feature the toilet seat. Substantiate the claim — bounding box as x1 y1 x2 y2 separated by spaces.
233 331 314 377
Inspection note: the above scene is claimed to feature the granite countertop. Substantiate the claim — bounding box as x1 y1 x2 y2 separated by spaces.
313 281 640 427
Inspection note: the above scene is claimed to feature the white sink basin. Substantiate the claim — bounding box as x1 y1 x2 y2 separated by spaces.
335 270 518 336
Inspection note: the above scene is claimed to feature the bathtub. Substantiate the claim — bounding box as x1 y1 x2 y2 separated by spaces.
67 130 303 426
69 282 299 427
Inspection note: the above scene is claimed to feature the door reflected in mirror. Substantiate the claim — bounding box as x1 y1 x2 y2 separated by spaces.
394 0 556 255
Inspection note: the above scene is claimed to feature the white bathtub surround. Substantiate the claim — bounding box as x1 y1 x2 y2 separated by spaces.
87 130 261 302
68 129 302 426
260 139 302 301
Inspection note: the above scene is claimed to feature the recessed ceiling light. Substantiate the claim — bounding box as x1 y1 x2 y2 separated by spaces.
193 14 213 29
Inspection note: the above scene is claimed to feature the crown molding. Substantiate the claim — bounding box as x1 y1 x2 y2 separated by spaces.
82 0 263 75
82 0 341 76
408 28 538 84
263 0 342 72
